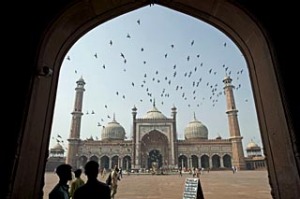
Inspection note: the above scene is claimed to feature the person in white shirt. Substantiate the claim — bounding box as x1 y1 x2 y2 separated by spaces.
110 165 120 199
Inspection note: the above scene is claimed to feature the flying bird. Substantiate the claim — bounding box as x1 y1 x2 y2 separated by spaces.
137 19 140 25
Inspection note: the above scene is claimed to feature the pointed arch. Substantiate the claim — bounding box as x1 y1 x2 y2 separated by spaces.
10 1 299 198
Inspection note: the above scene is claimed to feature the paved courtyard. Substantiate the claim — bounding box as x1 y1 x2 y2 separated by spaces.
43 170 271 199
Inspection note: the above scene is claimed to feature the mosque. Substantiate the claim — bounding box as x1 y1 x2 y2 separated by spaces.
47 76 266 172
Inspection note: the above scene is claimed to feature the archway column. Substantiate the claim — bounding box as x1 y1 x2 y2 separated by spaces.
209 157 212 168
198 156 201 168
220 156 224 168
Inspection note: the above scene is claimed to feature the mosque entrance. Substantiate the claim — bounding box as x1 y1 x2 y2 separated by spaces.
140 130 169 169
148 149 162 169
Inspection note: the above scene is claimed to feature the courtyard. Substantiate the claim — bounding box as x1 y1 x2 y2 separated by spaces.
43 170 271 199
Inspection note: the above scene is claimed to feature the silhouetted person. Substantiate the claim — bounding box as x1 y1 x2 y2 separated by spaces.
49 164 72 199
73 160 111 199
70 169 85 198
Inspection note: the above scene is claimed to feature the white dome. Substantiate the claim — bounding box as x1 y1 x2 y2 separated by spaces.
50 143 64 153
247 140 260 149
184 113 208 140
101 115 126 140
142 103 167 119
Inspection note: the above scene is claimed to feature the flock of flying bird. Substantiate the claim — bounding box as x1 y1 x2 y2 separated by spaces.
65 17 248 132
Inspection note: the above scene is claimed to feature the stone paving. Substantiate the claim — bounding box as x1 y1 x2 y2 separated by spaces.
43 170 272 199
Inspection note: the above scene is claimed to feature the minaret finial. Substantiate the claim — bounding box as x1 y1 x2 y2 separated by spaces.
153 98 156 107
113 113 116 121
193 112 196 120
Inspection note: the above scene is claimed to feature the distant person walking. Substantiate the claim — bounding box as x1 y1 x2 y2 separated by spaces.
232 166 237 174
179 167 182 177
110 166 121 199
119 167 123 178
49 164 73 199
73 160 111 199
70 169 85 198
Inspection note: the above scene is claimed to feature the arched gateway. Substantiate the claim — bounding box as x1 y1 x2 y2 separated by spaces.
140 131 168 169
7 1 299 199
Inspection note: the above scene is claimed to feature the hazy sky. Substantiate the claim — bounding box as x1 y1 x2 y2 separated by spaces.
50 5 262 154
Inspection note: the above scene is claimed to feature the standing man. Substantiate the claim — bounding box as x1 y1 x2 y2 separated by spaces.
73 160 111 199
179 167 182 177
70 169 85 198
49 164 73 199
119 167 123 179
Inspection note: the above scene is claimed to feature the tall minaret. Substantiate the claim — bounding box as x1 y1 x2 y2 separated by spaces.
171 105 178 167
223 76 246 170
131 105 137 168
66 76 85 168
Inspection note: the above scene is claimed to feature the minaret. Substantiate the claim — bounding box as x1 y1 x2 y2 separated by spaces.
171 105 178 167
66 76 85 168
223 76 246 170
131 105 137 168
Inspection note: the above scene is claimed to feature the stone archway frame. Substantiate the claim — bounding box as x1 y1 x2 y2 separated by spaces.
14 0 299 198
140 130 169 168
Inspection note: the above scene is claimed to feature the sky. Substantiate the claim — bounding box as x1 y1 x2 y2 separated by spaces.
49 5 262 154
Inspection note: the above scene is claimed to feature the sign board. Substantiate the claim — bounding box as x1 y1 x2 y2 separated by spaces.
182 178 204 199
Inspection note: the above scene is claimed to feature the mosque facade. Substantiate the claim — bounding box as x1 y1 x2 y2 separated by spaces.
47 76 265 172
59 76 260 173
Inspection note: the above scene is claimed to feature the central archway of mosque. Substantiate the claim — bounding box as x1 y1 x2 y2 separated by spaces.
141 130 169 169
148 149 162 169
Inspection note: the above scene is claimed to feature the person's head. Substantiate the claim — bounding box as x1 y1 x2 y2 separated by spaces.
84 160 99 179
115 167 119 172
74 169 82 178
55 164 72 182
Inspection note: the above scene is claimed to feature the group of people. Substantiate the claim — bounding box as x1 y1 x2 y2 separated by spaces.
49 161 121 199
178 167 207 177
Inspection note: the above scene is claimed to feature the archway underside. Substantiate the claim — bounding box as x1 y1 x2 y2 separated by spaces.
12 0 299 198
